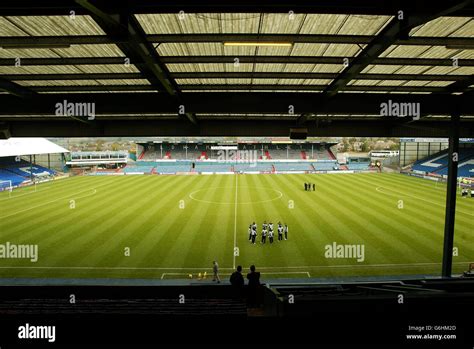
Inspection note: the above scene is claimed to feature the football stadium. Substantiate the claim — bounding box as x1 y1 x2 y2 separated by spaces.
0 1 473 346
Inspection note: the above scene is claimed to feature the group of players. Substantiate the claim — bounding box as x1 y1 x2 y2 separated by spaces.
461 188 474 198
248 221 288 244
304 182 316 191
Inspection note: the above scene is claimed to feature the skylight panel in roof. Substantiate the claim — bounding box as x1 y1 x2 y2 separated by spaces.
3 15 105 35
261 13 306 34
410 17 471 37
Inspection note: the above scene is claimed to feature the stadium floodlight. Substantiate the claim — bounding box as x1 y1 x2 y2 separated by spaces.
0 180 12 198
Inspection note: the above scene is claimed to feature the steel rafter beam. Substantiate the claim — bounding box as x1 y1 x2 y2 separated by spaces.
2 56 473 67
323 1 474 98
0 34 473 47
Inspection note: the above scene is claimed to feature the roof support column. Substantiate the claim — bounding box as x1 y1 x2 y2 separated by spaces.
441 111 460 278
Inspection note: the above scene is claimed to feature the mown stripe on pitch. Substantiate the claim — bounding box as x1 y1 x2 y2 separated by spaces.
82 175 207 271
0 175 136 242
24 175 167 269
257 174 317 268
333 174 445 261
134 175 219 270
357 174 474 258
281 174 398 268
300 173 425 265
180 175 233 268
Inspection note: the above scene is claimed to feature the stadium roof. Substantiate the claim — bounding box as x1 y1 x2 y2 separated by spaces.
0 1 473 137
0 137 69 157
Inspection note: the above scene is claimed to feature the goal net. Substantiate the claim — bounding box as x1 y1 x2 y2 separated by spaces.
0 180 13 195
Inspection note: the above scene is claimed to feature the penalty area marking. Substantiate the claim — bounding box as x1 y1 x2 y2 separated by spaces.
161 271 311 279
189 185 283 205
0 188 97 220
0 186 47 202
375 186 474 217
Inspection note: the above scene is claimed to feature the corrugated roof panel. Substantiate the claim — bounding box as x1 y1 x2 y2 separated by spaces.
163 63 195 72
302 79 333 85
198 63 225 72
454 50 474 59
0 17 29 36
95 79 150 85
137 13 240 34
393 66 431 74
0 65 82 74
254 79 280 84
254 63 284 72
410 17 471 37
380 45 431 58
4 15 105 35
277 79 305 84
18 80 100 86
283 64 318 73
178 14 221 34
0 44 124 59
402 81 429 86
349 80 382 86
176 78 227 85
418 46 462 59
261 13 306 34
255 46 293 56
423 66 474 75
376 80 409 86
324 43 362 57
136 14 180 34
312 64 345 73
156 43 190 56
362 65 403 74
300 15 349 34
220 13 260 33
74 65 140 74
223 45 256 56
225 63 253 72
0 48 57 58
337 15 392 35
225 78 252 85
423 81 454 87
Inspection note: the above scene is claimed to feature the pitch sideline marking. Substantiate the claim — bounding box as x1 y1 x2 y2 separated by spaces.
376 186 474 217
160 271 311 280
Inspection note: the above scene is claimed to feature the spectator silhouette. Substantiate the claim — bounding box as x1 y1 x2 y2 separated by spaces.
246 265 261 308
229 265 244 299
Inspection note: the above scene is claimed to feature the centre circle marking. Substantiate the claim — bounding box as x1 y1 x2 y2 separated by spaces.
189 186 283 205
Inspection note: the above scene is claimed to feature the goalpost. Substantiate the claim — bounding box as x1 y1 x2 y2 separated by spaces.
0 180 13 198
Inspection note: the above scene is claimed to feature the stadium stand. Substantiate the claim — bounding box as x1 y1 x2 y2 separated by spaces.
193 162 232 172
273 162 313 172
412 148 474 177
0 156 56 186
312 161 340 171
155 162 191 174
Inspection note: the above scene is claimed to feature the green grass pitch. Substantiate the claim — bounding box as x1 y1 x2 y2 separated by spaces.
0 173 472 281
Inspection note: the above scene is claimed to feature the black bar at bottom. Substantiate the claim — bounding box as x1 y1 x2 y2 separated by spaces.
442 112 460 277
